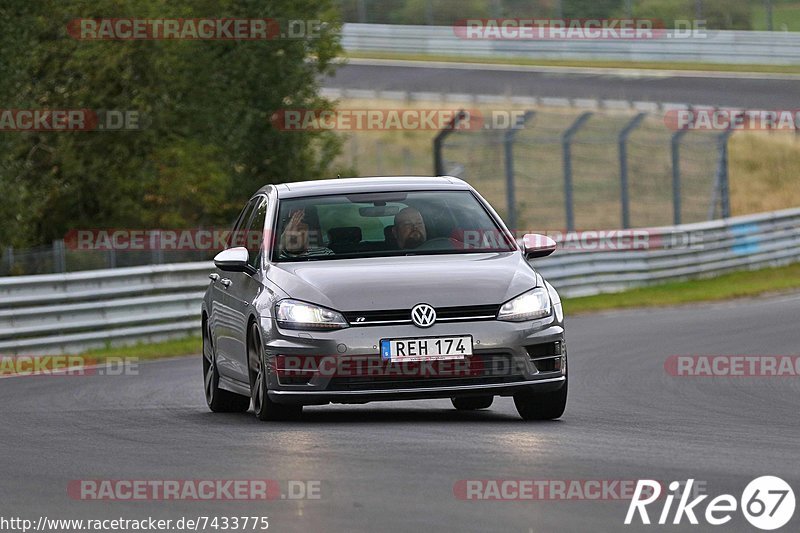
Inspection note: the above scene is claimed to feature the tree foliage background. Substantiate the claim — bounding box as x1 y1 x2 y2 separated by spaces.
0 0 344 247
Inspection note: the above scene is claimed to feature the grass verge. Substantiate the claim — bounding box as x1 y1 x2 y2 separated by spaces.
1 336 201 377
346 51 800 75
77 335 202 361
562 262 800 314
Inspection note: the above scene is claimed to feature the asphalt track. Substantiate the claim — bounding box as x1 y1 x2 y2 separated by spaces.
323 60 800 109
2 291 799 532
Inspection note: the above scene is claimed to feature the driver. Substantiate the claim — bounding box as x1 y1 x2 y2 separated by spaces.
279 207 333 258
392 207 427 249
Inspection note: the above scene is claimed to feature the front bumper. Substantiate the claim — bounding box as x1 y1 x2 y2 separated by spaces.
259 305 566 405
270 376 566 404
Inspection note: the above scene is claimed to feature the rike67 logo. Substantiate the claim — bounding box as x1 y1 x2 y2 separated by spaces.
625 477 795 530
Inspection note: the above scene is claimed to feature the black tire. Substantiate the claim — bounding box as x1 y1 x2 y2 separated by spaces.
249 323 303 422
451 396 494 410
513 378 568 421
203 320 250 413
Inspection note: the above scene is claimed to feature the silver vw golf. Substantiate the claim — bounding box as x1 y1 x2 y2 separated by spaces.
201 177 567 421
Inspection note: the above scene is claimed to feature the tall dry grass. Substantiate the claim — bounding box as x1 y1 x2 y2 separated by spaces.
729 132 800 215
329 98 800 227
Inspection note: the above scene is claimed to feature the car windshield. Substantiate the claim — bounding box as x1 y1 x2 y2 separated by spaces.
272 190 516 262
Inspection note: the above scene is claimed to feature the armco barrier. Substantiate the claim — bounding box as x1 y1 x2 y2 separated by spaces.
341 24 800 65
1 207 799 354
536 207 800 297
0 262 211 355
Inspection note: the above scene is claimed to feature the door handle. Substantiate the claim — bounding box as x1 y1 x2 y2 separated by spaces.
220 278 232 289
208 273 220 282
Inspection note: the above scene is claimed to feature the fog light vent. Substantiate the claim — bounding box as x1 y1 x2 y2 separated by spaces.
525 342 564 373
525 342 560 359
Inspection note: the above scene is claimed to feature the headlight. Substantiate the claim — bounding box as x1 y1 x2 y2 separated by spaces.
275 299 348 330
497 288 551 322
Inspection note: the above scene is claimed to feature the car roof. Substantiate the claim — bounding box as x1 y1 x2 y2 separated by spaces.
258 176 471 199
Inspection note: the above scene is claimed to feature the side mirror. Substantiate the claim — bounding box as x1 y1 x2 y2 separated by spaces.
214 247 256 274
520 233 557 259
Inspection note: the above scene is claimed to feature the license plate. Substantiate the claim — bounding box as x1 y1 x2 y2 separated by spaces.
380 336 472 362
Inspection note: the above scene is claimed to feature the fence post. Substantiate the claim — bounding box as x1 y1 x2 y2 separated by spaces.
433 109 468 176
715 128 733 219
4 246 13 274
350 135 359 168
618 113 647 229
562 112 593 232
52 239 66 273
151 230 164 264
795 112 799 140
503 111 535 232
356 0 367 23
375 140 383 175
671 107 692 225
766 0 774 31
424 1 434 25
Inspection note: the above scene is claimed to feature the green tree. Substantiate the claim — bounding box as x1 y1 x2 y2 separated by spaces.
563 0 625 19
0 0 344 247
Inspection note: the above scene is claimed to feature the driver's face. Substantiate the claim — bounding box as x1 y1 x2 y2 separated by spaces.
394 208 426 249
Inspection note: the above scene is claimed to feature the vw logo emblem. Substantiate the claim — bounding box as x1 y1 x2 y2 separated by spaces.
411 304 436 328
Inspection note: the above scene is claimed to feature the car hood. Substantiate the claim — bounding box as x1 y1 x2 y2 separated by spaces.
266 252 538 311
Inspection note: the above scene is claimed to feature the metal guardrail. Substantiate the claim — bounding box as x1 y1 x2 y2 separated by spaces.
1 207 799 354
341 24 800 65
536 207 800 297
0 262 211 354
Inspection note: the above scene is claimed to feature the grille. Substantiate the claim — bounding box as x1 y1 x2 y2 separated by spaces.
342 304 500 326
326 353 525 391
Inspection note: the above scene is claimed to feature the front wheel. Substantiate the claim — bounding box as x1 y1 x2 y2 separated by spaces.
513 378 567 421
203 321 250 413
249 323 303 422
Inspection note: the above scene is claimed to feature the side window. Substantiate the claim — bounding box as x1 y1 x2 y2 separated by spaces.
245 196 268 269
228 198 258 249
